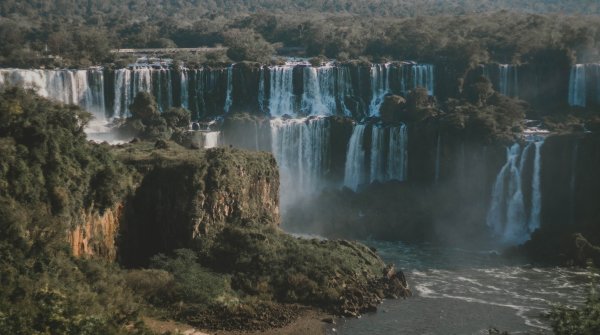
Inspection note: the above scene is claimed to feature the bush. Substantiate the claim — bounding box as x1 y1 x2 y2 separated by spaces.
149 249 234 305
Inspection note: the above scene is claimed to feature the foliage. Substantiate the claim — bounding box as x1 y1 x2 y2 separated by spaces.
119 93 192 140
201 226 384 307
0 88 143 334
441 91 527 143
223 29 274 63
549 268 600 335
1 2 600 67
148 249 233 306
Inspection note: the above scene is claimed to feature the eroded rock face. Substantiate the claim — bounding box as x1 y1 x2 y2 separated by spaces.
118 146 280 266
69 204 123 259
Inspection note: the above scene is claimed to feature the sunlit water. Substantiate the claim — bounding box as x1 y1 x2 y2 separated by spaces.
328 241 592 335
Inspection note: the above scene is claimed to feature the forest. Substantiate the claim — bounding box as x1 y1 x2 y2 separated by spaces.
0 1 599 67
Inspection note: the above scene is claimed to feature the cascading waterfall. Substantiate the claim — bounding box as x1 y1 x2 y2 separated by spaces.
336 65 354 116
369 64 390 116
0 68 106 119
301 64 337 116
180 69 189 109
399 63 435 96
223 65 233 113
528 139 544 231
0 61 437 119
270 117 329 207
113 67 153 117
258 66 265 113
486 138 545 244
498 64 518 97
200 131 220 148
345 123 408 190
568 64 587 107
412 64 435 96
344 124 368 191
387 124 408 181
370 126 386 183
268 64 296 116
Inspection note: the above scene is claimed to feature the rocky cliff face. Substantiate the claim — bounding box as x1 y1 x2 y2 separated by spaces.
114 144 280 266
69 204 123 259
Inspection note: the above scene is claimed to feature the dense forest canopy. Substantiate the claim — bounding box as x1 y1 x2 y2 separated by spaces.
2 0 600 18
0 0 599 68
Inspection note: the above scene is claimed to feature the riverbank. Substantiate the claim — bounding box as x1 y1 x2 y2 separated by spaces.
142 308 330 335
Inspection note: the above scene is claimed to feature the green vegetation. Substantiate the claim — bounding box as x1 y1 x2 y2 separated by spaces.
116 92 192 141
0 88 407 332
0 1 599 67
549 265 600 335
0 87 142 334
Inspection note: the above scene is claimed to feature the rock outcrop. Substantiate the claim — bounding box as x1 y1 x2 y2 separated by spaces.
115 143 280 266
69 204 123 259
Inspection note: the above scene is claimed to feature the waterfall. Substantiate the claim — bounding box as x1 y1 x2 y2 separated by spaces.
387 124 408 181
180 69 189 109
399 63 435 96
486 139 545 244
412 64 435 96
201 131 220 148
268 64 296 116
344 123 408 190
336 65 354 116
223 65 233 113
370 126 386 183
270 117 329 207
528 139 544 232
568 64 586 107
258 66 265 113
498 64 518 97
344 124 367 191
369 64 390 116
0 68 106 119
300 64 337 116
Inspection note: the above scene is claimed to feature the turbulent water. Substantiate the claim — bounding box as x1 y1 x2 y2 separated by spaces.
329 241 592 335
486 138 545 245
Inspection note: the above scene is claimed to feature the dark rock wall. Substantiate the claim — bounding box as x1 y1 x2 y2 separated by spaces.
116 147 280 266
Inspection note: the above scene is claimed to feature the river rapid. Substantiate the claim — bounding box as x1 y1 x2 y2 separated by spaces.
328 241 592 335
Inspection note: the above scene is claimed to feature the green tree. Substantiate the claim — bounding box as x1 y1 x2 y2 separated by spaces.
223 28 274 63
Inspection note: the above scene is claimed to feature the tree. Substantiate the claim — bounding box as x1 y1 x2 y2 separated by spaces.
129 92 159 123
223 29 274 63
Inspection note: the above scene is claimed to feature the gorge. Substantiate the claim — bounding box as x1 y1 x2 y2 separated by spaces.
1 55 600 334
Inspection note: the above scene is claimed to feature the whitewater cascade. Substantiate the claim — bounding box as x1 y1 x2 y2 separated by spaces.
344 123 408 191
498 64 519 97
568 64 586 107
180 68 189 110
0 62 436 119
199 131 220 148
223 65 233 113
344 124 368 191
486 138 545 244
268 63 296 117
270 117 330 207
567 64 600 108
0 68 106 118
369 64 391 116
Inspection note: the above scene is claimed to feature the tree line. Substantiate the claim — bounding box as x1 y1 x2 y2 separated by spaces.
0 1 599 68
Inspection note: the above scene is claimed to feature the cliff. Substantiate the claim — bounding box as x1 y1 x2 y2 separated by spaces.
106 142 280 266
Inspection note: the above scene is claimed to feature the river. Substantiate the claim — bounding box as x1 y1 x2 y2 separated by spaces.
328 241 592 335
